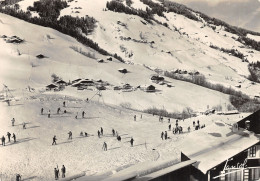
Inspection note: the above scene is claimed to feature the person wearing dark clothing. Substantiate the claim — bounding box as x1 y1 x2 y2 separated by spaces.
168 124 171 131
101 127 103 135
75 112 78 119
130 137 134 147
164 131 167 140
57 108 61 114
61 165 66 178
168 118 170 123
12 133 16 142
7 132 11 142
11 118 15 126
197 120 200 125
80 132 83 136
52 136 57 145
85 132 88 137
48 110 51 118
23 122 26 129
188 126 191 132
16 174 22 181
41 108 44 115
102 142 107 151
193 121 195 127
112 129 115 136
98 130 100 138
63 101 66 107
117 135 121 141
54 168 60 180
82 111 85 118
64 110 67 114
141 114 142 119
2 136 5 146
134 115 136 121
161 132 164 140
68 131 72 139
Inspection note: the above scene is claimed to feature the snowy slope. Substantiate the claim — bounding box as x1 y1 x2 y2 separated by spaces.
0 12 234 112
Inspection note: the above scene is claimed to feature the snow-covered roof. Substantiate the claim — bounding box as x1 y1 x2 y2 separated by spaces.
180 120 259 174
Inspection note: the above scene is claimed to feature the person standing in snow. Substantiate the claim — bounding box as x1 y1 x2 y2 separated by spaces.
68 131 72 139
97 130 100 138
63 101 66 107
54 167 60 180
12 133 16 142
48 110 51 118
61 165 66 178
130 137 134 147
102 142 107 151
11 118 15 126
134 115 136 121
101 127 103 135
41 108 44 115
168 118 170 123
112 129 115 136
2 136 6 146
85 132 88 137
169 124 171 131
16 174 22 181
57 108 61 114
7 132 11 142
82 111 85 118
52 135 57 145
161 132 164 140
23 122 26 129
188 126 191 132
193 121 195 127
117 135 121 141
75 112 78 119
164 131 167 140
141 114 142 119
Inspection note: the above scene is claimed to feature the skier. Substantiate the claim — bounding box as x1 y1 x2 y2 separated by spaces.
130 137 134 147
12 133 16 142
2 136 5 146
84 132 88 137
61 165 66 178
169 124 171 131
164 131 167 140
101 127 103 135
188 126 191 132
82 111 85 118
63 101 66 107
64 110 67 114
98 130 100 138
75 112 78 119
23 122 26 129
52 135 57 145
7 132 11 142
41 108 44 115
57 107 61 114
112 129 115 136
102 142 107 151
134 115 136 121
193 121 195 127
16 174 22 181
68 131 72 139
161 132 164 140
11 118 15 126
168 118 170 123
48 110 51 118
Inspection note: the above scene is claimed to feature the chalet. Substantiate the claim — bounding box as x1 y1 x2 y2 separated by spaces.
150 75 164 81
72 79 82 84
55 80 67 86
96 85 106 90
122 83 132 90
118 68 128 74
46 84 58 91
141 85 156 92
114 86 121 90
180 110 260 181
79 80 94 86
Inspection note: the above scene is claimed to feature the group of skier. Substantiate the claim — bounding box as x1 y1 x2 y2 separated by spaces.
1 132 16 146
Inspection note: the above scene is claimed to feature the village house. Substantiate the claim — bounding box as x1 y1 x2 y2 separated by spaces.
180 110 260 181
71 78 82 84
46 84 58 91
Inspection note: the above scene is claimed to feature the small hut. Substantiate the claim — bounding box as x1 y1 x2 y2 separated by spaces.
141 85 156 92
72 78 82 84
36 54 46 59
118 68 128 74
80 80 94 86
46 84 58 91
55 80 67 86
97 59 104 63
107 57 113 61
